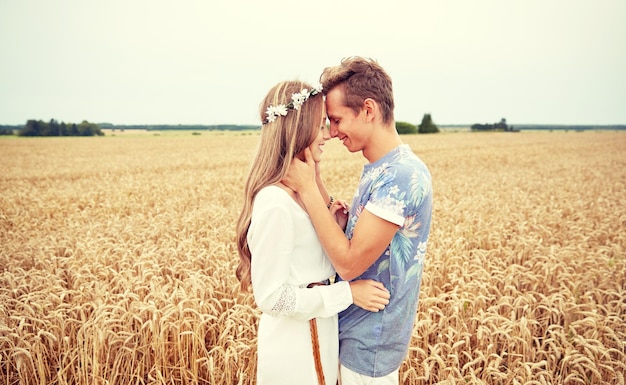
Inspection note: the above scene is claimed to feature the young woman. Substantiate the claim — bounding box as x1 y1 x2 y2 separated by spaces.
236 80 390 385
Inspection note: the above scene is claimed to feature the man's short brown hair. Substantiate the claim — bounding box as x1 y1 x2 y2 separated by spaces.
320 56 395 124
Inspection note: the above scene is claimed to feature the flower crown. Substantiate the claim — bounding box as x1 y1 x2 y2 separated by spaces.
263 83 323 125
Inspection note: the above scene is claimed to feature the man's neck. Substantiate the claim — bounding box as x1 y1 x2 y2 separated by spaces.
362 124 403 163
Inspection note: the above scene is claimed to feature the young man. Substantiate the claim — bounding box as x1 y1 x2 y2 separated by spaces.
282 56 433 384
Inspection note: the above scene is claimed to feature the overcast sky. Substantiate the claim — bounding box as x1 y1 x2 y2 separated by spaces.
1 0 625 126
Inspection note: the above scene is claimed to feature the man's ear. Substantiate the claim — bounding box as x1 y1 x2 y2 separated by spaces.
363 98 376 122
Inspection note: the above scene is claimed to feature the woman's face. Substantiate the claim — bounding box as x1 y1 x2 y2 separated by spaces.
308 108 331 163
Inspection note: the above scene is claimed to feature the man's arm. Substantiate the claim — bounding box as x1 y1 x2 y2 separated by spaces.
284 149 399 281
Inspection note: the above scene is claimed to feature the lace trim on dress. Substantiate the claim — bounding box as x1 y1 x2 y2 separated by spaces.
269 284 296 317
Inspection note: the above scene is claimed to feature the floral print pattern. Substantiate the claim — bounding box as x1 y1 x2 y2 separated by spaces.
338 144 433 376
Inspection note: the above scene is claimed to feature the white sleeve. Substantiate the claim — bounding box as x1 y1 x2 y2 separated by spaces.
294 280 352 320
249 192 352 320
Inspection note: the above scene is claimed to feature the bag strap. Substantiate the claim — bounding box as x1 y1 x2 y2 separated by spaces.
309 318 326 385
307 281 329 385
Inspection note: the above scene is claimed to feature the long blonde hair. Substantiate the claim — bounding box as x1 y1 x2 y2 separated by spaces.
236 81 324 291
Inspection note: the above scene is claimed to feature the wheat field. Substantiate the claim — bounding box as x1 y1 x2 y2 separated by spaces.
1 130 624 385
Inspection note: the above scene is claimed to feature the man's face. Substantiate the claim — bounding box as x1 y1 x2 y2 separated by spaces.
325 87 367 153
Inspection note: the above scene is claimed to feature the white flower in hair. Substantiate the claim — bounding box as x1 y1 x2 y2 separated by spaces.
291 91 307 110
264 106 277 123
265 104 288 123
275 104 288 116
262 84 323 125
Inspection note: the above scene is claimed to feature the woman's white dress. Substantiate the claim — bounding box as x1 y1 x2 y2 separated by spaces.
248 185 353 385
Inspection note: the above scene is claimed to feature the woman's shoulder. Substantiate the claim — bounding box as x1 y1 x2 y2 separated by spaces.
255 185 293 205
255 184 306 215
257 184 286 197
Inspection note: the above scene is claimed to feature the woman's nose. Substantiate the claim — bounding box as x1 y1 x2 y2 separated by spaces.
329 124 338 138
323 128 331 140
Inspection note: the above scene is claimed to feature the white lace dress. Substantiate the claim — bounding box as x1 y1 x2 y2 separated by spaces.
248 186 353 385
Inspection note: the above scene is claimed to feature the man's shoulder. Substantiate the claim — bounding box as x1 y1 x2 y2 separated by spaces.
386 152 430 182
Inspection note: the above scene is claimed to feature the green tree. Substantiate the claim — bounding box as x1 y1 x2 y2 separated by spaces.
418 113 439 134
50 119 60 136
396 121 417 134
20 120 39 136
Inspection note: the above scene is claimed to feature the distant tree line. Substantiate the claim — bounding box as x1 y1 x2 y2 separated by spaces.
0 125 16 135
395 114 440 134
3 119 624 136
514 124 626 131
471 118 518 132
18 119 104 136
99 123 260 131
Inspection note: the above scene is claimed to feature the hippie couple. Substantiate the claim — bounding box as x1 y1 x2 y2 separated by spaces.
235 56 433 385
